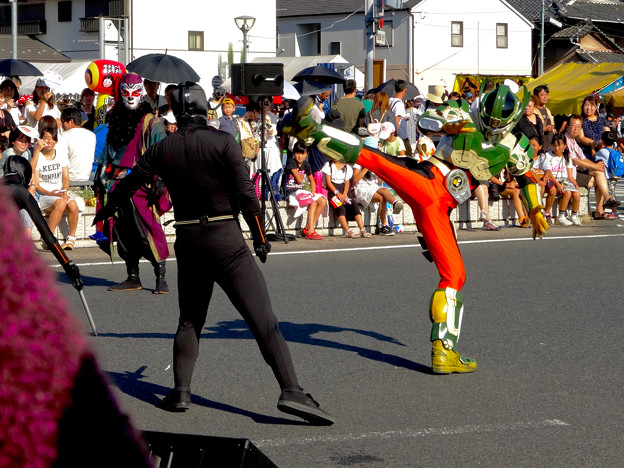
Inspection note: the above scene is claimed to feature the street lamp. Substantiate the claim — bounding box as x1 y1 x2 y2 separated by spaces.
234 15 256 63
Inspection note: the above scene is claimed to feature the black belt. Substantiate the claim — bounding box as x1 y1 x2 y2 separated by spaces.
166 214 236 228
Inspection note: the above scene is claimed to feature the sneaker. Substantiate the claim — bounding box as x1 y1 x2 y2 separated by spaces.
483 220 500 231
570 214 582 226
392 200 404 215
379 225 395 236
479 210 488 222
159 389 191 412
556 213 573 226
278 387 334 426
431 340 477 374
305 231 323 240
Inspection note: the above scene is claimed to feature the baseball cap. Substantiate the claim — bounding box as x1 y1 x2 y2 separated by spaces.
162 112 176 124
379 122 395 140
222 98 235 106
35 78 48 88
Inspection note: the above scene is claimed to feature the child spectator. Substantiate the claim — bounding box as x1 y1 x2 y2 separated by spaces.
285 141 328 240
379 122 406 156
1 126 38 236
594 130 622 216
322 159 370 238
353 137 404 236
31 124 81 249
540 133 582 226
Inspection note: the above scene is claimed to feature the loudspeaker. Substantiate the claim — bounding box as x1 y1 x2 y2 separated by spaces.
231 63 284 97
143 431 278 468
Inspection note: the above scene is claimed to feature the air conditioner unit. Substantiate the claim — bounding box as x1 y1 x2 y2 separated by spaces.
375 30 387 46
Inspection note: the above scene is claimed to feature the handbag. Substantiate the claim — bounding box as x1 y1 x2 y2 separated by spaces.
236 117 259 160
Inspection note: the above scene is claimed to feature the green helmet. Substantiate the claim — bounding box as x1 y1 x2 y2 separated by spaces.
475 84 527 142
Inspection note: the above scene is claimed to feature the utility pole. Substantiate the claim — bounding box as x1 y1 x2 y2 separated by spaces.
365 0 375 92
10 0 17 58
540 0 545 76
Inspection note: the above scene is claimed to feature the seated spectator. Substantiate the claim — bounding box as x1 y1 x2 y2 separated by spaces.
565 114 614 219
1 126 37 236
577 95 610 160
60 107 97 183
490 169 529 227
284 141 327 240
513 95 543 143
379 122 406 156
475 183 500 231
353 136 403 236
0 79 20 130
322 159 370 238
31 124 80 250
541 133 582 226
594 130 622 216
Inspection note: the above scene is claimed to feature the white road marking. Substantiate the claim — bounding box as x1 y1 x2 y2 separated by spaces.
254 419 570 448
53 233 624 268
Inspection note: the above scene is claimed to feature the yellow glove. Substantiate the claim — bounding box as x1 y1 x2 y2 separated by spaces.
442 119 476 135
529 207 549 239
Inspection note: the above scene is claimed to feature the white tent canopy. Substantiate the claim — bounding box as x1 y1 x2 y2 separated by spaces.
15 61 93 97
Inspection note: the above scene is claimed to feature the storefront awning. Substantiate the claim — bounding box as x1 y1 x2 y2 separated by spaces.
525 63 624 115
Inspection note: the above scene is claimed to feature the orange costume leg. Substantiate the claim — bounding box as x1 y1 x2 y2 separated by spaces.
357 147 476 373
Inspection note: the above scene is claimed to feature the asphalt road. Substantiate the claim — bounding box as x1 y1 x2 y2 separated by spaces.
46 219 624 468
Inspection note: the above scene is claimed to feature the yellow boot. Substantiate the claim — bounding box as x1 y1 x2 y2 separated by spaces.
431 340 476 374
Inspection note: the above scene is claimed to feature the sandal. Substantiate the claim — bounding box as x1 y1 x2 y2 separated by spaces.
305 231 323 240
360 229 372 238
302 227 309 237
594 212 617 220
346 229 360 238
62 236 76 250
603 197 621 209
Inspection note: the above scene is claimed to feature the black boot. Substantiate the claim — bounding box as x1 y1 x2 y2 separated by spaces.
277 386 334 426
108 263 142 291
159 387 191 412
153 261 169 294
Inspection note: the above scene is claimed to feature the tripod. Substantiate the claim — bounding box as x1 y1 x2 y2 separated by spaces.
251 96 294 243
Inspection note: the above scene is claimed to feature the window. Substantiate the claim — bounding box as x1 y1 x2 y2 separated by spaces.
188 31 204 51
329 41 341 55
296 23 321 55
58 1 72 22
496 23 508 48
451 21 463 47
379 20 394 47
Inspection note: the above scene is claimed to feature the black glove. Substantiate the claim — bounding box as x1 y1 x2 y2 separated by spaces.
146 178 166 207
63 260 83 290
253 240 271 263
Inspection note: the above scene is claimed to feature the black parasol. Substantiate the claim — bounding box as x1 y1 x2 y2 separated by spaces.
126 53 200 83
0 59 43 77
373 79 423 99
292 66 345 85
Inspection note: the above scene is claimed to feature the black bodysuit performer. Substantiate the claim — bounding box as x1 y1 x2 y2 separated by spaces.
95 82 334 425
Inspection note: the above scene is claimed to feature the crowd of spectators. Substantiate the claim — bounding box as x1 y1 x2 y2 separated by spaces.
2 71 623 247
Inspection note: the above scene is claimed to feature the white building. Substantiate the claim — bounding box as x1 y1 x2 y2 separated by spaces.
1 0 277 86
411 0 534 89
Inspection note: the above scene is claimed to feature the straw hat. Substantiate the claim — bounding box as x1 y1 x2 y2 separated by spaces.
427 85 447 105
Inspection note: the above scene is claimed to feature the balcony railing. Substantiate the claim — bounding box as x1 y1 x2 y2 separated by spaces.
0 20 46 35
80 17 100 33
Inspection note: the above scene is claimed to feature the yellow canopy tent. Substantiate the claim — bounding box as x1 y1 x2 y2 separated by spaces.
524 63 624 115
603 88 624 115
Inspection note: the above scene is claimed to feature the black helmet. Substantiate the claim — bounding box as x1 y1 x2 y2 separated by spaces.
2 155 32 188
171 82 208 125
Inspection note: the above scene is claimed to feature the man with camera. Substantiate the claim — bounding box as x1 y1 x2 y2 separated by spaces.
94 82 334 426
208 85 226 119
